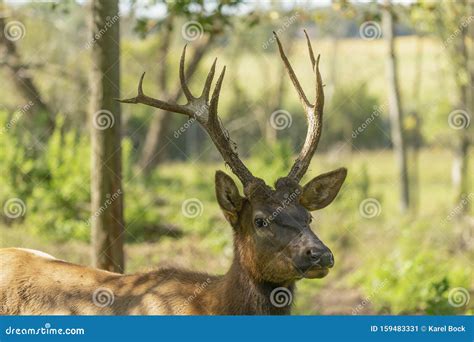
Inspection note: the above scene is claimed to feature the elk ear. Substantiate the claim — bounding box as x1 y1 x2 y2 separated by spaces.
215 171 243 225
300 168 347 211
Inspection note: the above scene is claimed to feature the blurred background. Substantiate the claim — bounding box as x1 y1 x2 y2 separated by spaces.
0 0 472 314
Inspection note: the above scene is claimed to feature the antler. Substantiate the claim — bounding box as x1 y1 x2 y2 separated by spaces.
274 30 324 182
119 46 255 186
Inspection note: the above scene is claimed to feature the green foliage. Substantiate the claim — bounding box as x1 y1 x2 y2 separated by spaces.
123 174 167 243
133 0 245 37
27 116 90 241
424 278 455 315
351 219 471 314
0 114 167 243
0 110 46 223
249 139 293 185
324 84 390 150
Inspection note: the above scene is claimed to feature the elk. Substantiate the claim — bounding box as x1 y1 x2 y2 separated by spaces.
0 31 346 315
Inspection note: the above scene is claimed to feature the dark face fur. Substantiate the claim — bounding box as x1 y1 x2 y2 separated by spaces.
215 168 347 284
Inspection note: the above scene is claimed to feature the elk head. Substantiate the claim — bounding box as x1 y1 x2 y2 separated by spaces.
120 30 347 284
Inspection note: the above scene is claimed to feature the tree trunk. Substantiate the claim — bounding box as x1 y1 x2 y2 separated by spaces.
139 35 214 174
383 0 410 213
0 15 54 132
452 135 469 210
90 0 124 273
448 0 471 215
410 34 424 214
451 48 470 214
137 16 174 174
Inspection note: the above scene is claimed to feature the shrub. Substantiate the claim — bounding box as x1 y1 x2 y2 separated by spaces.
324 84 390 150
0 113 171 243
351 219 471 314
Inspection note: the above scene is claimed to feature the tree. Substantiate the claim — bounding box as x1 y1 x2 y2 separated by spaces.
410 0 472 215
443 1 472 214
0 8 54 133
407 36 423 213
90 0 124 272
407 26 425 214
382 0 410 213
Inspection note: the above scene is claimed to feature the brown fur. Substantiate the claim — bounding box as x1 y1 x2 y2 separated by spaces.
0 247 289 315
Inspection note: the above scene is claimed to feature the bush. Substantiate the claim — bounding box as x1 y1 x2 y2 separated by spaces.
351 219 471 314
27 116 90 240
0 110 46 224
249 139 293 185
0 113 170 243
324 84 390 150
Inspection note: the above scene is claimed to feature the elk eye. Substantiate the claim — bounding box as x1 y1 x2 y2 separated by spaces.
254 218 267 228
308 216 313 224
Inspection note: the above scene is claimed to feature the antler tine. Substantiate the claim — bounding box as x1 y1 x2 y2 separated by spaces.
201 58 217 102
303 29 316 69
137 72 145 96
118 72 145 103
274 31 311 108
209 66 226 124
179 45 195 102
204 64 255 186
283 30 325 182
314 55 324 117
118 72 192 116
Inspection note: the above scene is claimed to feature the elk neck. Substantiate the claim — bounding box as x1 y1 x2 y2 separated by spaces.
210 244 295 315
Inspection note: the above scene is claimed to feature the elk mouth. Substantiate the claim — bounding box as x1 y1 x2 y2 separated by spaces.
300 266 330 279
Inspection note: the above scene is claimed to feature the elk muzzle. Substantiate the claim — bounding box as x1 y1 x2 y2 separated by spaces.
292 230 334 279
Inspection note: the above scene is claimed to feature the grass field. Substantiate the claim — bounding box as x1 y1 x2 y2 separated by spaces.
1 148 472 315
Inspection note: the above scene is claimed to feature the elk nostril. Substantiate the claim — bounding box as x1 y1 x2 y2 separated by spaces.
306 247 334 268
306 248 318 259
